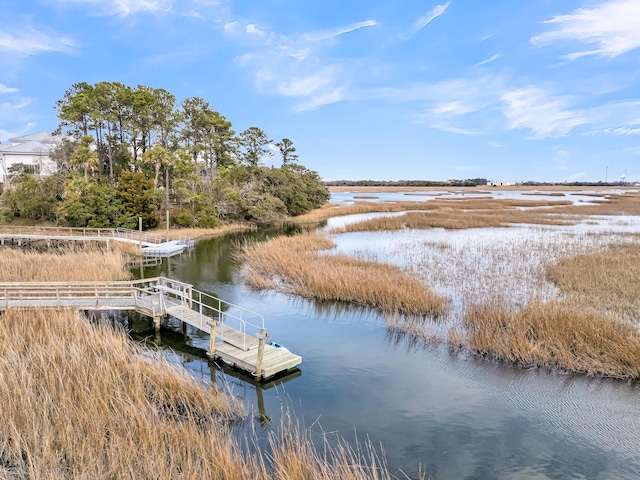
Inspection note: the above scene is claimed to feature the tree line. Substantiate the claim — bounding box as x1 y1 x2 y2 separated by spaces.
1 81 329 229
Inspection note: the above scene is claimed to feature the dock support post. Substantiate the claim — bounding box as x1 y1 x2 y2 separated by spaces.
207 321 217 358
182 321 188 343
254 328 267 379
153 314 161 333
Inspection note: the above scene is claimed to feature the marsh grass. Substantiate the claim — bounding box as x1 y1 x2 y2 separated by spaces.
162 224 254 241
0 309 252 479
546 191 640 215
333 207 573 232
0 248 131 282
238 232 446 317
451 301 640 379
546 242 640 316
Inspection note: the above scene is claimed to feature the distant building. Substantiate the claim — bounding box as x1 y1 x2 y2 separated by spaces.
487 180 518 187
0 132 61 189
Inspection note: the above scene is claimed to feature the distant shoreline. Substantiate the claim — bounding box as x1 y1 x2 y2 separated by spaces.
328 185 633 193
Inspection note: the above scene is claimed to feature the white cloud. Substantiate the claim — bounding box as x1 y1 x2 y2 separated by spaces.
531 0 640 59
0 84 19 94
246 24 265 36
475 53 501 66
303 20 377 42
400 1 451 40
0 28 76 56
501 87 587 138
488 141 503 148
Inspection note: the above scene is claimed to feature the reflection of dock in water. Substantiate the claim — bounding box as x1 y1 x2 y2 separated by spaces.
140 326 301 426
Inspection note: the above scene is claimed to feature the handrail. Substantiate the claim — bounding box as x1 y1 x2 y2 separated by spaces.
0 276 266 351
0 226 163 246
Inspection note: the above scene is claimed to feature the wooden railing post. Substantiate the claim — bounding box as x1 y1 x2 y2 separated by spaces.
207 321 217 358
254 328 267 379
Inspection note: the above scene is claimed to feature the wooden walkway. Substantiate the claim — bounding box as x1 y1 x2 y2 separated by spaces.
0 276 302 379
0 226 163 248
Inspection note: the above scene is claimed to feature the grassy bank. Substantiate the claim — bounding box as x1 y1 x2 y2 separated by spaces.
238 232 445 317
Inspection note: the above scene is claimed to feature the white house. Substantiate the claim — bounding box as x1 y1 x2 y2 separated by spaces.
0 132 61 189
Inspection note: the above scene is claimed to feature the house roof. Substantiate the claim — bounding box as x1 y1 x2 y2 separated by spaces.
8 132 61 144
0 140 54 155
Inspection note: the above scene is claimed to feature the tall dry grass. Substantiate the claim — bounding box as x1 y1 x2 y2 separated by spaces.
0 309 252 479
546 242 640 317
162 224 255 241
450 301 640 379
333 207 573 232
238 232 445 317
0 248 131 282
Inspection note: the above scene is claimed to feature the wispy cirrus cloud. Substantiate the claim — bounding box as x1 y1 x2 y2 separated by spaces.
303 20 378 42
229 19 377 111
501 87 587 138
0 27 76 56
475 53 501 66
531 0 640 60
399 1 451 40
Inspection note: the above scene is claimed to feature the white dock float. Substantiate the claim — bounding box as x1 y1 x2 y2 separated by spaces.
142 240 185 257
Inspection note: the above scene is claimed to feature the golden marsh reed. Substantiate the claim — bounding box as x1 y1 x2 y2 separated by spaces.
238 232 445 317
0 248 131 282
546 242 640 316
450 301 640 379
0 309 249 479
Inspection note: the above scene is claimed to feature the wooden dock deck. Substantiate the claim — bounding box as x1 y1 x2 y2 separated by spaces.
0 276 301 380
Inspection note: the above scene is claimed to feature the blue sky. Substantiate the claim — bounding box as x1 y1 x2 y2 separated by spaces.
1 0 639 183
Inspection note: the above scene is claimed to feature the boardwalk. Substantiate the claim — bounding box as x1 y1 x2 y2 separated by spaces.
0 276 302 379
0 226 196 257
0 226 163 247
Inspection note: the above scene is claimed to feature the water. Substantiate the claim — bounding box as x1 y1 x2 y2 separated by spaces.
134 227 640 479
